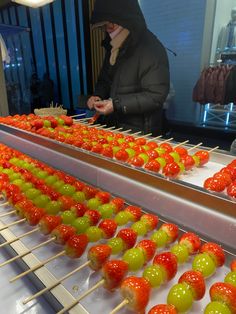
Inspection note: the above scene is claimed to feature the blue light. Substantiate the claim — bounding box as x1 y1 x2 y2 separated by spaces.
203 103 210 122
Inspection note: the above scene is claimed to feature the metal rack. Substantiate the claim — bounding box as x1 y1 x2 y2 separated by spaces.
0 124 235 314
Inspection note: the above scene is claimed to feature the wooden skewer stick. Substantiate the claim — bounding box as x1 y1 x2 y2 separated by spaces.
173 140 189 149
132 131 142 135
106 126 116 130
77 117 90 121
142 133 153 138
0 210 16 218
23 260 91 304
109 299 129 314
187 142 203 152
158 137 174 144
10 250 66 283
0 202 9 207
70 114 86 118
0 218 26 232
0 227 40 249
94 124 107 129
113 127 123 132
209 146 219 153
121 129 132 134
0 237 56 267
57 279 105 314
147 135 163 142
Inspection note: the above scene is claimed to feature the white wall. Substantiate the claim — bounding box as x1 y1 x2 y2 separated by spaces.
210 0 236 63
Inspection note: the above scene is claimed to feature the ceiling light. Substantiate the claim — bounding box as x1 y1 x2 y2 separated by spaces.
11 0 54 8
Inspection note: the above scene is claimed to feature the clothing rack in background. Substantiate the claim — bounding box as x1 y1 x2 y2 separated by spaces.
193 63 236 130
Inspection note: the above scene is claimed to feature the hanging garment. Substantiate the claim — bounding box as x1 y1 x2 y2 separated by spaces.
0 34 10 63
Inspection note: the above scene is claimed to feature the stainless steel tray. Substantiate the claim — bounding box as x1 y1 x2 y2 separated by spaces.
0 124 235 314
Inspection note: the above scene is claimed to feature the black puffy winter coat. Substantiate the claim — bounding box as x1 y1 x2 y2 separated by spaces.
91 0 170 136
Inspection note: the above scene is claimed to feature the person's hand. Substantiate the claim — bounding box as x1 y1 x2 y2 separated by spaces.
94 99 114 115
87 96 101 110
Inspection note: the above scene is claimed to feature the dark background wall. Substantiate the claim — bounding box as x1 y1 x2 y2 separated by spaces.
0 0 91 112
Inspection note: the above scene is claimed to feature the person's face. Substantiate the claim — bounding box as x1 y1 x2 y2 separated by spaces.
105 22 119 33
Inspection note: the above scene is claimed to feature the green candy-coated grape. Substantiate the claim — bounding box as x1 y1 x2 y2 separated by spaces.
192 253 216 278
224 271 236 287
98 204 114 219
72 191 86 203
36 170 49 179
61 211 77 225
114 211 131 226
151 229 168 247
45 175 59 186
87 198 102 210
25 188 41 200
143 265 163 287
59 184 76 196
21 182 34 192
86 226 102 242
33 195 50 208
8 173 21 182
45 201 62 215
167 283 193 312
52 180 65 191
107 238 124 254
72 216 90 234
170 244 189 264
123 248 145 271
204 301 231 314
131 221 147 236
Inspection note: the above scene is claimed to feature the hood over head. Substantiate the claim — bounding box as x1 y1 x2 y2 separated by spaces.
91 0 147 37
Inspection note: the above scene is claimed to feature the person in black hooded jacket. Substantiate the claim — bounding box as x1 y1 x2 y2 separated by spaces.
87 0 170 136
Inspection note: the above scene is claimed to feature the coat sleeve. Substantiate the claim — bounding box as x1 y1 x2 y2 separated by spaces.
94 52 111 100
113 46 170 115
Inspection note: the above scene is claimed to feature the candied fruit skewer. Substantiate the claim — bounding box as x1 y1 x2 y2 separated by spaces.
55 223 179 314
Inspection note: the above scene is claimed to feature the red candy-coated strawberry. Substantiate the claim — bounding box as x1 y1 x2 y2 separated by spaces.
160 223 179 244
58 195 76 211
148 304 177 314
120 276 151 312
200 242 225 267
179 232 201 254
178 270 206 300
15 199 34 218
39 215 62 235
9 192 26 205
82 185 98 200
51 224 76 244
231 260 236 272
71 203 88 217
73 180 85 191
140 214 159 231
204 177 226 192
210 282 236 313
84 209 101 226
136 239 157 263
25 207 45 226
227 182 236 198
162 162 180 178
102 260 129 291
194 150 210 166
65 234 88 258
153 252 178 282
125 205 142 222
117 228 137 250
110 197 125 213
95 191 110 204
98 219 117 239
88 244 112 271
